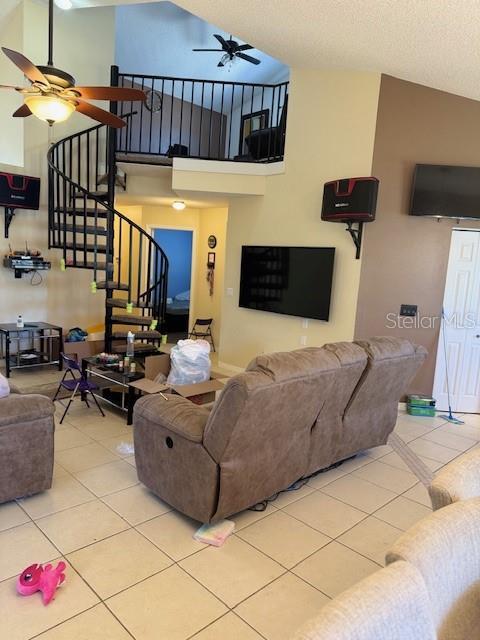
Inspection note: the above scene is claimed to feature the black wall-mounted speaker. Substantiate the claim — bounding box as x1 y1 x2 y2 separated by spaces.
321 176 379 223
0 172 40 210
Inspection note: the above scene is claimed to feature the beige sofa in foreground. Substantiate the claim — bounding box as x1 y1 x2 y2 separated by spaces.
428 447 480 510
134 337 426 523
0 386 55 504
295 498 480 640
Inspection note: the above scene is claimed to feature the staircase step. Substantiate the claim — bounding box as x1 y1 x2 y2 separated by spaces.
52 223 107 236
65 260 113 271
55 207 109 219
64 242 108 254
97 280 129 291
112 342 160 354
73 191 109 201
111 314 155 326
106 298 153 310
112 330 162 340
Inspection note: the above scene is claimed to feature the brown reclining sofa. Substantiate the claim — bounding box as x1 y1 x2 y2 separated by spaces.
133 337 426 523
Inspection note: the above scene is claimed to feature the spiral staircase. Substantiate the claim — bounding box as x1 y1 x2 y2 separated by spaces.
47 115 169 355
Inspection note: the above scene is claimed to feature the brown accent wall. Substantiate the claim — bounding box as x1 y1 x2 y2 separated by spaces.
355 74 480 395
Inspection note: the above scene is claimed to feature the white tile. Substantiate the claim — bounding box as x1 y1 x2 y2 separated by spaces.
421 427 477 452
338 516 403 565
307 454 374 489
0 522 58 581
192 612 263 639
102 484 171 525
293 540 379 597
0 560 99 640
352 461 417 493
36 500 129 554
393 418 436 442
136 510 207 561
235 572 329 640
106 565 227 640
321 475 397 513
408 438 460 463
232 503 278 531
0 501 29 532
34 604 132 639
99 433 135 458
237 510 330 569
73 416 131 442
180 536 285 608
55 442 119 473
124 454 136 467
67 529 172 598
283 491 367 538
271 483 316 508
379 451 442 473
374 496 431 531
19 475 96 520
54 427 93 452
403 482 432 507
74 460 139 497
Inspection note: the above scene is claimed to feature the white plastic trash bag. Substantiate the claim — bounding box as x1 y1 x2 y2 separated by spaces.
167 339 211 385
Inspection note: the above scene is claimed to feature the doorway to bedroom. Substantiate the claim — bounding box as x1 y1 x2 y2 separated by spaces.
153 228 193 341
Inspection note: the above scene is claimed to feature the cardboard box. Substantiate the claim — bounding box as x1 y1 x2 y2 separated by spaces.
63 339 104 362
131 353 224 405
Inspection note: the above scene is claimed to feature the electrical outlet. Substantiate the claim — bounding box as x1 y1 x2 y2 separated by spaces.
302 318 309 329
300 335 307 346
226 287 233 297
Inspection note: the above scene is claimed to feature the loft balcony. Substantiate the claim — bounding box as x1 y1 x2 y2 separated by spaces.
111 67 289 168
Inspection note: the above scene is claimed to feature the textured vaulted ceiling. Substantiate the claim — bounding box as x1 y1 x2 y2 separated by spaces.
68 0 480 100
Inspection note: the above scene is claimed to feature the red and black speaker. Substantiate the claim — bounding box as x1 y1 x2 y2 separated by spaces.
321 176 379 223
0 172 41 210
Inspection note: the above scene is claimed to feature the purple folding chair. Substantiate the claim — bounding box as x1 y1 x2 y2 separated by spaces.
53 353 105 424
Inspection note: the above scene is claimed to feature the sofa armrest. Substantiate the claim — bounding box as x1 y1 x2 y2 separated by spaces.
0 393 55 428
133 394 210 443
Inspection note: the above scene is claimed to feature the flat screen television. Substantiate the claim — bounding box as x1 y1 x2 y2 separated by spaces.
410 164 480 219
239 246 335 321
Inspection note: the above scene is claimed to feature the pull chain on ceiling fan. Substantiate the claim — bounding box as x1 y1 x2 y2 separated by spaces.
193 34 261 68
0 0 146 127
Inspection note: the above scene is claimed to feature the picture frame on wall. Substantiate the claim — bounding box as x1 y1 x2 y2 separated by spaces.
239 109 269 156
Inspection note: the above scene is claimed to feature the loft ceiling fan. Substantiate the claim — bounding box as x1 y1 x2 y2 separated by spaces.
193 34 261 68
0 0 145 127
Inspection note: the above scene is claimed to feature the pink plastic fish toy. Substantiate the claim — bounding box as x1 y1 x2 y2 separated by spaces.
17 562 66 605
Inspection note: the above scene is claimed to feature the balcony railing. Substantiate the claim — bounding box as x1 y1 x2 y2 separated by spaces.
112 66 289 164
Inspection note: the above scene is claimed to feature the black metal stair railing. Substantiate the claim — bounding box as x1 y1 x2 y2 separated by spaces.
47 118 169 353
113 66 289 163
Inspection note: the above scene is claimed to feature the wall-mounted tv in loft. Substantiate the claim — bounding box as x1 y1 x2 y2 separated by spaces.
239 246 335 321
410 164 480 219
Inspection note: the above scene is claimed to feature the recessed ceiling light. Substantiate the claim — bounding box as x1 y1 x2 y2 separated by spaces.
172 201 186 211
54 0 73 10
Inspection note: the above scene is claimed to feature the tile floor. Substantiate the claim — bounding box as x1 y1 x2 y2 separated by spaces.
2 368 480 639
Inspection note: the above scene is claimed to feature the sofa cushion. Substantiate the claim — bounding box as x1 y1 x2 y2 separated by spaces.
0 393 54 428
247 347 339 382
133 394 210 443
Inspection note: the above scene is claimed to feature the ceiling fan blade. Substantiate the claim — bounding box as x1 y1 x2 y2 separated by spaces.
213 34 228 49
192 49 223 52
75 100 126 128
69 86 146 102
236 52 261 65
237 44 254 51
1 47 50 86
13 103 32 118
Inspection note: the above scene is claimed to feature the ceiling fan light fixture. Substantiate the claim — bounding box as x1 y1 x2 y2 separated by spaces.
25 94 75 124
54 0 73 10
172 200 186 211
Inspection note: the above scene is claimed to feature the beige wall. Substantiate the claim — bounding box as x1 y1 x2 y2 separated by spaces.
217 68 381 367
0 2 115 332
355 74 480 395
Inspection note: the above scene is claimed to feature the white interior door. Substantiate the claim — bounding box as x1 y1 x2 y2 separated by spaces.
433 229 480 413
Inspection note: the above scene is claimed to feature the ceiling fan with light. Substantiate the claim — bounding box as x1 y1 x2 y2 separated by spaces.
193 34 261 68
0 0 145 127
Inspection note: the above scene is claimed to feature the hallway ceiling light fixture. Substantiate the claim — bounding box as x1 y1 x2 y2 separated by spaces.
0 0 146 127
172 201 186 211
54 0 73 9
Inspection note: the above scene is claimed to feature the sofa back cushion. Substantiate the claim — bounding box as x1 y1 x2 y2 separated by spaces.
305 342 367 474
295 560 436 640
386 498 480 640
428 448 480 510
338 337 427 458
203 347 339 519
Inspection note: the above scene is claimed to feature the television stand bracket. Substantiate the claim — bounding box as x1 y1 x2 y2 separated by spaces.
345 221 364 259
4 207 16 239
